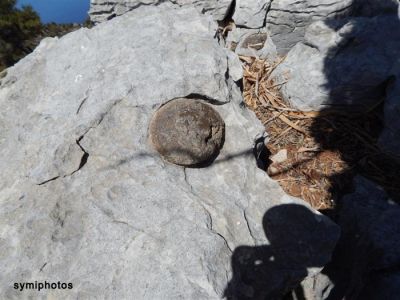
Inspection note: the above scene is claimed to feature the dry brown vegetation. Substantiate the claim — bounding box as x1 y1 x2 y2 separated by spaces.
241 56 400 210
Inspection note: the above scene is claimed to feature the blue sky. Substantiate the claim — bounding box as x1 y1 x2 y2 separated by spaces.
17 0 90 24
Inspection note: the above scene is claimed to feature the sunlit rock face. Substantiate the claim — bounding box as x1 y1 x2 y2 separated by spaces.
89 0 232 24
89 0 270 28
0 3 339 299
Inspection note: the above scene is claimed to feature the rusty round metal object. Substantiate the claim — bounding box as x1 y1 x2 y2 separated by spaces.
149 98 225 166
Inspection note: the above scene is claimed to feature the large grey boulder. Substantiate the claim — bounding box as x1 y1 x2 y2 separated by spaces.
0 4 339 299
266 0 353 54
271 15 400 111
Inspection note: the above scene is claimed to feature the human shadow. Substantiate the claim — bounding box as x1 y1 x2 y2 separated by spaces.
307 1 400 299
224 204 339 300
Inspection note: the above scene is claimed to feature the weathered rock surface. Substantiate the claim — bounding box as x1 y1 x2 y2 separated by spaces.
265 0 399 55
149 98 225 166
89 0 269 28
226 27 278 61
0 4 339 299
89 0 163 23
89 0 233 24
266 0 353 54
232 0 270 29
271 15 400 111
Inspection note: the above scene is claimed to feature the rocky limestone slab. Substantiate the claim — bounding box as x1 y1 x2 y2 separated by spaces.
271 15 400 111
89 0 166 23
232 0 271 29
89 0 270 28
265 0 400 55
174 0 233 21
89 0 233 24
266 0 353 54
0 3 339 299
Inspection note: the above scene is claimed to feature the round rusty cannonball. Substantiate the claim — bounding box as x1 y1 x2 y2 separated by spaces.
149 98 225 166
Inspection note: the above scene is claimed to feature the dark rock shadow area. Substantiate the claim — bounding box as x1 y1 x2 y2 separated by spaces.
224 204 339 300
309 1 400 299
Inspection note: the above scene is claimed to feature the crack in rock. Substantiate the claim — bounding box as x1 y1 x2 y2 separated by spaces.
182 168 233 253
37 95 130 186
76 88 91 115
37 176 60 186
243 209 257 244
37 139 89 186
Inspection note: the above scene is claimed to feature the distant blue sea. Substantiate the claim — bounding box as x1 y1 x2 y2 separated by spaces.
17 0 90 24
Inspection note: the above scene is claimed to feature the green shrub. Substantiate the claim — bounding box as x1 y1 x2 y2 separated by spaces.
0 0 41 70
0 1 85 71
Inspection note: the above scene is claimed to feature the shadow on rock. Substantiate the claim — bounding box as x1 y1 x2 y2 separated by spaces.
224 204 339 300
311 1 400 203
307 1 400 299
